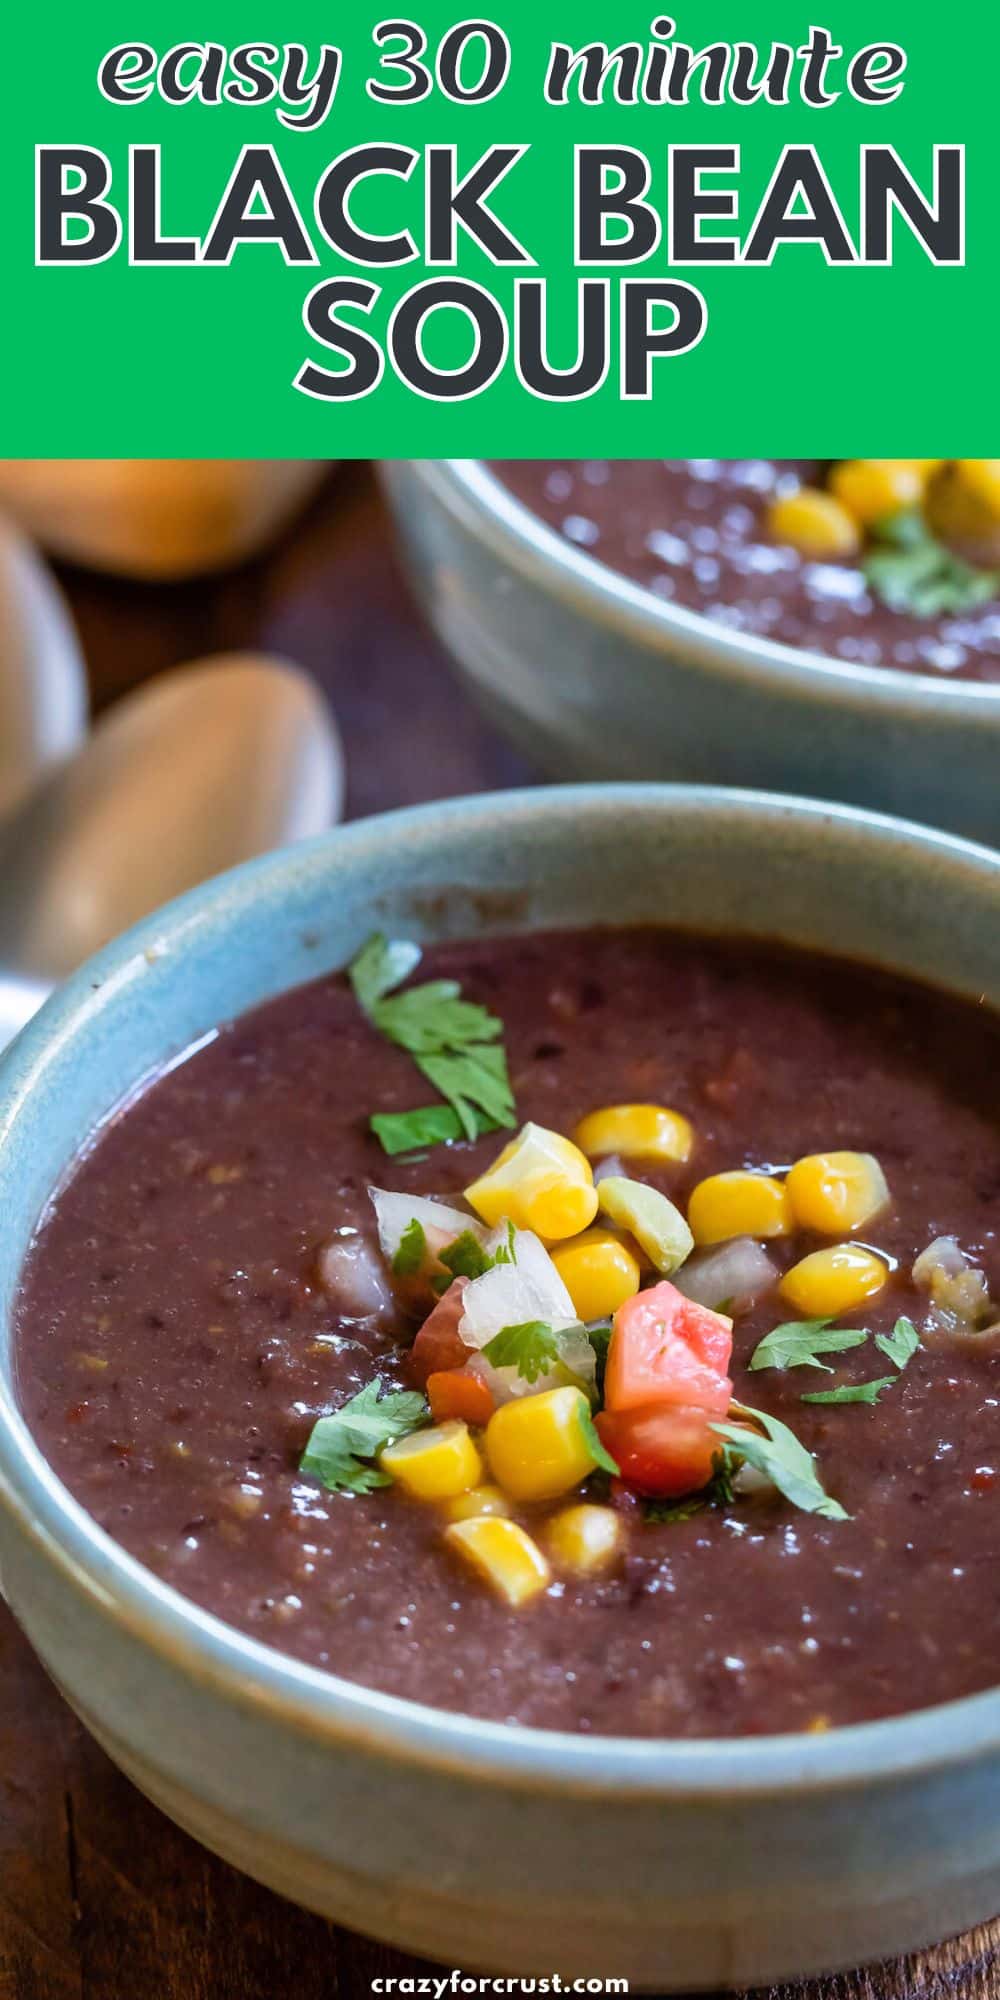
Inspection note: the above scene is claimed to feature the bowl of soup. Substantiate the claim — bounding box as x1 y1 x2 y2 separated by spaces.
379 460 1000 845
3 784 1000 1985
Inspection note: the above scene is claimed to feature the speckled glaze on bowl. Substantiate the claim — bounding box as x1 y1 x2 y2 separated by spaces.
2 786 1000 1989
379 460 1000 846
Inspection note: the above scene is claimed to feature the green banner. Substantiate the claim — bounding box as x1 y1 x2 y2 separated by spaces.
6 2 993 453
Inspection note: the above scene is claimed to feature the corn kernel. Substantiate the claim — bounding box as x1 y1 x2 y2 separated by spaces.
829 459 924 527
552 1229 641 1321
444 1515 551 1606
486 1385 601 1502
444 1483 512 1522
546 1503 623 1576
955 460 1000 520
780 1244 889 1318
465 1122 597 1242
597 1177 693 1274
380 1420 482 1501
786 1151 889 1236
687 1171 792 1246
574 1103 694 1166
768 488 860 559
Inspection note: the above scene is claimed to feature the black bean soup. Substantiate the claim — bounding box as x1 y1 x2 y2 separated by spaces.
495 461 1000 682
16 927 1000 1737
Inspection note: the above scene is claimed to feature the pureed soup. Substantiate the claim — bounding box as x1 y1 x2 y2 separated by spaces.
15 926 1000 1738
495 460 1000 682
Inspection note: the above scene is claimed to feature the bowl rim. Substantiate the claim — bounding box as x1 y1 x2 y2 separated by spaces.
5 782 1000 1801
402 459 1000 713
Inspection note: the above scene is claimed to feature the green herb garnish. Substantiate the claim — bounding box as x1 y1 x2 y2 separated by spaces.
864 510 999 618
482 1320 561 1384
371 1105 502 1156
586 1318 613 1397
711 1402 849 1520
875 1315 921 1371
348 933 422 1014
801 1377 896 1406
392 1217 427 1278
348 934 517 1152
579 1404 620 1476
436 1219 517 1288
300 1379 428 1495
749 1316 868 1374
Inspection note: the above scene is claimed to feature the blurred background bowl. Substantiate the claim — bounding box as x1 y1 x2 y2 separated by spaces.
0 513 87 819
380 459 1000 846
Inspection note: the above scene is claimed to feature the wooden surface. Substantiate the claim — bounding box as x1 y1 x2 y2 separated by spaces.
1 463 994 1998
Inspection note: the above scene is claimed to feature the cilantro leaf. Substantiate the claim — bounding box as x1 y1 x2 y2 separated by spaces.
392 1218 426 1278
439 1229 494 1281
802 1377 895 1406
370 1105 502 1156
349 934 422 1014
300 1379 427 1495
864 511 999 618
348 934 517 1153
749 1316 868 1374
875 1315 921 1372
579 1404 620 1476
483 1320 562 1384
711 1402 849 1520
373 983 502 1055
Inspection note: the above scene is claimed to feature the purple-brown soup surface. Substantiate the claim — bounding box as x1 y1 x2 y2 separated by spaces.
494 461 1000 682
15 926 1000 1737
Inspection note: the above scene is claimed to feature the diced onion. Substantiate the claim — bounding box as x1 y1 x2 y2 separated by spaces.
368 1188 484 1266
912 1234 992 1332
912 1235 968 1287
459 1229 596 1392
317 1229 396 1322
676 1237 777 1313
593 1154 628 1185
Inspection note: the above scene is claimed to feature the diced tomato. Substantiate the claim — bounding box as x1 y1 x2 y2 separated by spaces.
426 1367 495 1427
596 1402 721 1499
604 1280 732 1416
408 1277 472 1387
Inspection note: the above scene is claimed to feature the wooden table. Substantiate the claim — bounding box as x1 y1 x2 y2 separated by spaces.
1 464 994 1999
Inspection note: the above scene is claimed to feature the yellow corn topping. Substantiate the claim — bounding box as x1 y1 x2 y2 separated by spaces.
786 1151 889 1236
445 1515 551 1606
443 1483 512 1523
546 1503 623 1577
552 1228 641 1322
380 1420 482 1501
486 1385 601 1503
574 1103 694 1166
829 458 925 527
465 1121 598 1242
687 1170 792 1246
780 1243 889 1318
955 460 1000 518
768 488 860 559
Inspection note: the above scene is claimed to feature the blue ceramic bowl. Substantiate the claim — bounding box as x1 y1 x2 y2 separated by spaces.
1 785 1000 1987
380 461 1000 846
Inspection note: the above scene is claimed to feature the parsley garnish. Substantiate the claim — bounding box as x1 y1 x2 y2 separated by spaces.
586 1318 613 1397
299 1379 427 1495
348 934 517 1152
711 1402 848 1520
579 1404 620 1476
802 1377 896 1406
483 1320 562 1384
349 933 422 1014
392 1218 427 1277
749 1316 867 1374
864 510 999 618
434 1220 517 1291
371 1105 501 1156
875 1315 920 1371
